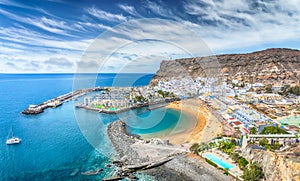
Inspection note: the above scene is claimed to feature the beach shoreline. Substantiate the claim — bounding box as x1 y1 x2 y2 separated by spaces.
165 99 207 144
139 99 223 145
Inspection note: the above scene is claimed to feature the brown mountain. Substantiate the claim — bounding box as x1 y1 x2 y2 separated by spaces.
150 48 300 86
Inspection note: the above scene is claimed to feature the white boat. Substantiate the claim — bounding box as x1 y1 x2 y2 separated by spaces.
6 125 21 145
6 137 21 145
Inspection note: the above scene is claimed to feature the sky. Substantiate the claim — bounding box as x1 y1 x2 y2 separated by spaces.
1 0 300 73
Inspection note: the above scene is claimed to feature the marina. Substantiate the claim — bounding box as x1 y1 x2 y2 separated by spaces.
22 87 104 115
22 84 181 116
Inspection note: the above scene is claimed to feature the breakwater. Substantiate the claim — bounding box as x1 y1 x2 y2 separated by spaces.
107 120 233 181
22 87 104 115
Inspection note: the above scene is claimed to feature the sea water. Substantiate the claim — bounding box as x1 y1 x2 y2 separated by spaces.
126 107 195 138
0 73 157 180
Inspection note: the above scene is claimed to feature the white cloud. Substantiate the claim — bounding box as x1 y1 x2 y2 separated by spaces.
0 0 54 16
77 19 214 73
118 4 141 17
75 22 113 31
0 26 92 51
87 7 127 22
0 9 72 35
181 0 300 52
1 0 300 73
144 0 175 19
0 50 79 73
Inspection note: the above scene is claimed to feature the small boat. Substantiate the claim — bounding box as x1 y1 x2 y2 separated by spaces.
6 125 21 145
6 137 21 145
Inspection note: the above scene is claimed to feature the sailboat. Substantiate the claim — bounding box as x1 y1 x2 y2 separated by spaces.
6 125 21 145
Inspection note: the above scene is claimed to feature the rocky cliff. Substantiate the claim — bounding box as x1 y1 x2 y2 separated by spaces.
151 48 300 85
242 145 300 181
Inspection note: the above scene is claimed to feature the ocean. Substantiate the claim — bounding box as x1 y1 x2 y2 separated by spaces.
0 73 158 180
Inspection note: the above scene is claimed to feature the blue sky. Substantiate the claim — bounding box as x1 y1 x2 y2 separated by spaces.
1 0 300 73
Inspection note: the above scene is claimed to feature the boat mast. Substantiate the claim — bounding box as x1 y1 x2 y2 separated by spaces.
11 125 14 137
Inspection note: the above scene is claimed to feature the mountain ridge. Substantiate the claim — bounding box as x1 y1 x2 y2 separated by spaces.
151 48 300 86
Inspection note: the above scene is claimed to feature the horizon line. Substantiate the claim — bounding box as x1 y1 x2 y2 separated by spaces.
0 72 155 74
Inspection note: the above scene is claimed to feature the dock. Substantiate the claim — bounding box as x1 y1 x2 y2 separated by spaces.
22 87 104 115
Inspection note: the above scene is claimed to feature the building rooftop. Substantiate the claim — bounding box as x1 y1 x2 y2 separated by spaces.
249 144 267 151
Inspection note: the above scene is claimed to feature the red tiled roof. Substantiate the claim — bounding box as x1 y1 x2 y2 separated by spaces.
233 121 242 125
243 128 250 133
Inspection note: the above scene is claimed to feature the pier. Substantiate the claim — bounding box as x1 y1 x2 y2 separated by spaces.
22 87 104 115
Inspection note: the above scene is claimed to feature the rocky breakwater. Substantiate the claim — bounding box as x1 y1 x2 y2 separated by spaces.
107 121 142 164
242 145 300 181
107 120 232 181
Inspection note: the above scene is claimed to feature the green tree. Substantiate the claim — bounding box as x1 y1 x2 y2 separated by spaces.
237 157 249 170
218 140 237 154
261 126 287 134
134 95 147 103
230 152 241 162
243 162 263 181
224 168 229 175
157 90 171 98
289 85 300 95
250 127 257 134
270 142 281 150
265 84 273 93
190 143 200 155
198 143 207 152
259 138 269 147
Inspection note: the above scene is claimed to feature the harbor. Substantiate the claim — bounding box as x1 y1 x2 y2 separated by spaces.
22 87 104 115
22 85 181 115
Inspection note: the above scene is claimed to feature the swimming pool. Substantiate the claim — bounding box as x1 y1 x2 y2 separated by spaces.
279 116 300 126
203 153 235 170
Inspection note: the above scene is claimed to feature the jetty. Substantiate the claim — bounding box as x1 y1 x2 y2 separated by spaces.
22 87 104 115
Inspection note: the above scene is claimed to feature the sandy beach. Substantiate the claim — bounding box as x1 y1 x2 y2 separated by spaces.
164 99 223 144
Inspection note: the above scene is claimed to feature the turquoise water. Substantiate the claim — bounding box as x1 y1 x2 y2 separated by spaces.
0 73 153 180
125 107 193 137
203 153 235 170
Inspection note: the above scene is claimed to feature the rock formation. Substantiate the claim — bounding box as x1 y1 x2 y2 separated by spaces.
151 48 300 86
242 145 300 181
